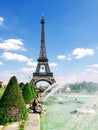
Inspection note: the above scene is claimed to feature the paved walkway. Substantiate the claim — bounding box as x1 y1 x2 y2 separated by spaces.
25 113 40 130
0 113 40 130
0 123 19 130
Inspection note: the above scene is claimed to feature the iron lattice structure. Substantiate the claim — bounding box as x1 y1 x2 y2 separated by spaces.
30 16 56 86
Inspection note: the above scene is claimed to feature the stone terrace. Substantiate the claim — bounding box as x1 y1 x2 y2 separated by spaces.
0 113 40 130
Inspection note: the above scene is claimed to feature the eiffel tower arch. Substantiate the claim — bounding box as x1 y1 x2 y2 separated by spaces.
30 16 56 87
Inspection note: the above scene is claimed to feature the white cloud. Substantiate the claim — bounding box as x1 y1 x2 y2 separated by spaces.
93 70 98 74
21 67 36 72
49 62 58 67
66 57 71 61
57 55 71 61
85 68 93 72
2 52 31 62
0 39 26 51
0 71 14 83
0 17 4 26
85 64 98 74
80 72 98 83
88 64 98 68
27 61 37 67
72 48 94 59
57 55 66 60
56 75 78 84
2 72 12 77
0 70 33 83
0 61 4 66
81 72 86 75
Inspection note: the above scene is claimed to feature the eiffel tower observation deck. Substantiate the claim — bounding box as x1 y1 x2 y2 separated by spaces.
30 16 56 86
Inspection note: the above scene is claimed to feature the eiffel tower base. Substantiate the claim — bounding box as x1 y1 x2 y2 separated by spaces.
30 73 56 87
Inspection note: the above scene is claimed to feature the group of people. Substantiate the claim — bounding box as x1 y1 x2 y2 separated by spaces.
32 94 46 115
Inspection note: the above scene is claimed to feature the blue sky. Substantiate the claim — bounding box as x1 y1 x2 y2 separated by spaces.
0 0 98 84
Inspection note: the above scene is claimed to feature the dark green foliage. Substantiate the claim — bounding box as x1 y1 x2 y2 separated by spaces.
19 121 25 130
0 76 28 125
19 82 25 90
0 84 2 88
22 83 37 104
30 85 37 99
22 83 33 104
67 81 98 93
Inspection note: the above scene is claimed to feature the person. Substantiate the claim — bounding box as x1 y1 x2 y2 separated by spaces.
35 103 42 114
32 96 39 112
32 95 46 115
38 102 46 112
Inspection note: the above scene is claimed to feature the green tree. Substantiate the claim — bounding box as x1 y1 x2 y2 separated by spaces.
68 81 98 93
30 85 37 99
0 76 28 125
19 82 25 90
0 84 2 88
22 83 33 104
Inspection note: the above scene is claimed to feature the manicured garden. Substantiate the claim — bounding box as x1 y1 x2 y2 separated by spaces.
0 76 37 125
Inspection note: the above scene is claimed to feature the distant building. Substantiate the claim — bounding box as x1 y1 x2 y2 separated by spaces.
0 81 7 88
66 85 71 93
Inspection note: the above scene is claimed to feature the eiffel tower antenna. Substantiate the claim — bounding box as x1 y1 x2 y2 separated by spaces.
30 16 56 87
38 15 47 61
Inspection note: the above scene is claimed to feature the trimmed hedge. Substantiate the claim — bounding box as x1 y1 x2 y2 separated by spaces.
0 76 28 125
22 83 37 104
22 83 33 104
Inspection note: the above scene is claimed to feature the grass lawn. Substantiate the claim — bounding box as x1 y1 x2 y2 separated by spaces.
0 88 5 98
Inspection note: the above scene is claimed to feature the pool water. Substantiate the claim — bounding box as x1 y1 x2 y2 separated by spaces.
41 93 98 130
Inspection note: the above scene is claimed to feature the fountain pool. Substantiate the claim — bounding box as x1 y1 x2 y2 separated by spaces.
41 93 98 130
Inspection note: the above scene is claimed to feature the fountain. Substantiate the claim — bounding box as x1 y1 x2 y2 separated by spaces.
41 84 98 130
42 83 65 102
41 82 58 96
74 92 98 114
75 108 95 114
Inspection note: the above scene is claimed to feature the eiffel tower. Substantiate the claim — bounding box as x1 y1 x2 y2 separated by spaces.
30 16 56 86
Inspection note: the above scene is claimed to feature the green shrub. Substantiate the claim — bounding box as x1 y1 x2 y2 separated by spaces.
19 82 25 90
30 85 37 99
0 76 28 125
22 83 33 104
